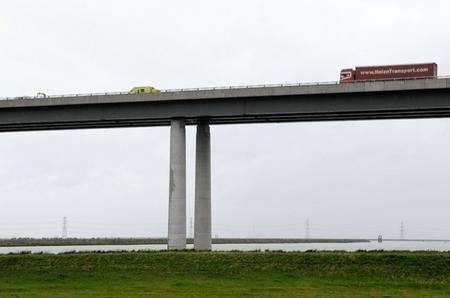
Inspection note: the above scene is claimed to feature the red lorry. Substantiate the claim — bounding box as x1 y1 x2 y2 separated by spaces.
340 63 437 83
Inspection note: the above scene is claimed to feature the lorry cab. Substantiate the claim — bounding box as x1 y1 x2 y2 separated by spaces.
130 86 159 94
340 68 355 83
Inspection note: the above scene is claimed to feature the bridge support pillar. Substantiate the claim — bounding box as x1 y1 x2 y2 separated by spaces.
168 119 186 250
194 121 212 251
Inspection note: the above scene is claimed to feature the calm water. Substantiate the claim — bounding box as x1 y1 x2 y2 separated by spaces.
0 241 449 254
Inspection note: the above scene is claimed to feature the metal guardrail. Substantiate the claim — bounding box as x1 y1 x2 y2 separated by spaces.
1 76 449 101
0 81 339 101
162 80 339 93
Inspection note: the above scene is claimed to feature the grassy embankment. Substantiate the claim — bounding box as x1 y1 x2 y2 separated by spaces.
0 237 368 247
0 251 448 297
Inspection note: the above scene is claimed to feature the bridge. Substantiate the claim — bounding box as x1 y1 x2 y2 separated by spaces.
1 78 450 250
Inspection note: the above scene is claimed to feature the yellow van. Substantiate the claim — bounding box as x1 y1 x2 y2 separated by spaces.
129 86 159 94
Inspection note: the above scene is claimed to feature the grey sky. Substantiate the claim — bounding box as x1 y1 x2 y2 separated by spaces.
1 1 450 239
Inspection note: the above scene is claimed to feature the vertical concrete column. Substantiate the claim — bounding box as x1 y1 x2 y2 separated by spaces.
168 119 186 250
194 121 212 250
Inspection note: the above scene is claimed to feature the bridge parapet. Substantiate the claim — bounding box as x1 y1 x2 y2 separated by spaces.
1 78 449 109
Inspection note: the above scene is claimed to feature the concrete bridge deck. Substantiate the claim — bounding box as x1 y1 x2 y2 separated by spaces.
0 78 450 132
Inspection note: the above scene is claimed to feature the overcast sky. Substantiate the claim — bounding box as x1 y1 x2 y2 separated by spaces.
1 1 450 240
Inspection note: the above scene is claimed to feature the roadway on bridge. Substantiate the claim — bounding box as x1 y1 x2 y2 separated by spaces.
0 78 450 132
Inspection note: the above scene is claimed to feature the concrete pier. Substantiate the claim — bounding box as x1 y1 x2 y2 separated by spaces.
194 121 212 250
168 119 186 250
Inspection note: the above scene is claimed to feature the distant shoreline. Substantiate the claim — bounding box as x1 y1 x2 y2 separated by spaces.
371 239 450 242
0 238 371 247
1 238 447 248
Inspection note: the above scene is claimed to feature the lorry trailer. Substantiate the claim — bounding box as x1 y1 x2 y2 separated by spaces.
340 63 437 83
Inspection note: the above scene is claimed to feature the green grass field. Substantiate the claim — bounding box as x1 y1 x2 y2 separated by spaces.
0 250 448 297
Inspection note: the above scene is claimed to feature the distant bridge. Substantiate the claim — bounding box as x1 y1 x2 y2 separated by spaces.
1 78 450 250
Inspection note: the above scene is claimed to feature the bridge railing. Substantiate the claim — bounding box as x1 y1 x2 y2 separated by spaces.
162 80 339 93
1 76 449 101
0 91 131 101
0 81 339 101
